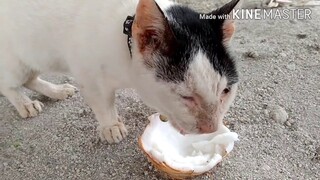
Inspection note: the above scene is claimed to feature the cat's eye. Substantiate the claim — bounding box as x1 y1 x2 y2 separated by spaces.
181 95 195 102
223 87 231 94
180 94 201 108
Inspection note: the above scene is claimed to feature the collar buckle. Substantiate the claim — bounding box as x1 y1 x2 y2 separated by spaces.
123 15 135 58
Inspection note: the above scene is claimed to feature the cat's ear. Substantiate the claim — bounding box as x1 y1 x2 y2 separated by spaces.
132 0 174 55
212 0 242 45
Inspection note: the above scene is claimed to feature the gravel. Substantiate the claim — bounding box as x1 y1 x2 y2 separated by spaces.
1 1 320 180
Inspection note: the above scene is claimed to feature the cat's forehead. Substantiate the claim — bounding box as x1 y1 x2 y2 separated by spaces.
188 50 228 101
164 7 206 45
155 5 238 86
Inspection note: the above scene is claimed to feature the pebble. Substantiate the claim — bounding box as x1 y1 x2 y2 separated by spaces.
261 164 271 171
269 105 289 124
78 109 87 117
240 40 246 44
286 63 296 71
244 51 259 59
279 52 287 58
314 44 320 51
65 76 75 83
288 119 295 124
310 43 320 51
316 146 320 155
296 34 307 39
289 19 297 24
285 121 291 126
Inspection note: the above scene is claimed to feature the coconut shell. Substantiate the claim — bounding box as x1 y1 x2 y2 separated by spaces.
138 115 235 179
139 138 232 179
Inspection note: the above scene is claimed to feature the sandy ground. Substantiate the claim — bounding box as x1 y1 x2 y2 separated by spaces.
1 1 320 180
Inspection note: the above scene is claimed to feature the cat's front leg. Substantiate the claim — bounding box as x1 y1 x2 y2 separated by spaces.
81 85 128 143
97 116 128 143
25 76 77 100
0 87 44 118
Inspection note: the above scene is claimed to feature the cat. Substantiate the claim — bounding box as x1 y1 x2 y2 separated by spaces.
0 0 241 143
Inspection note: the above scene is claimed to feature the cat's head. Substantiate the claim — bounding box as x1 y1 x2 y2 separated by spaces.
131 0 241 134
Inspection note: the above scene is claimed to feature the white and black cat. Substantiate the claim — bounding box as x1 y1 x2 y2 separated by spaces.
0 0 241 143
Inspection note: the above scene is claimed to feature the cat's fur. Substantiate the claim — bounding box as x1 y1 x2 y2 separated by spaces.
0 0 241 143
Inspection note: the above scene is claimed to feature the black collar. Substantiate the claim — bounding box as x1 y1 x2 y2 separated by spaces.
123 15 135 58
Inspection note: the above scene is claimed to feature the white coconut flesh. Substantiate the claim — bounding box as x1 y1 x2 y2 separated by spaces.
140 113 239 173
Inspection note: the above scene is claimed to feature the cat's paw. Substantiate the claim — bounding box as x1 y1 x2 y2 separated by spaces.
98 121 128 144
18 100 44 118
54 84 77 100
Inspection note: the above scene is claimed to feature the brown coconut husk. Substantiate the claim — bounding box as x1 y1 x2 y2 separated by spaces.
138 137 203 179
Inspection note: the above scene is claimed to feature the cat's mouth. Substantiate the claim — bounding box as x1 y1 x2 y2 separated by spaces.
160 114 198 135
170 121 187 135
169 120 201 135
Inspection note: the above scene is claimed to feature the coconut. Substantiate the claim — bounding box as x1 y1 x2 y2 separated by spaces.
138 113 239 179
